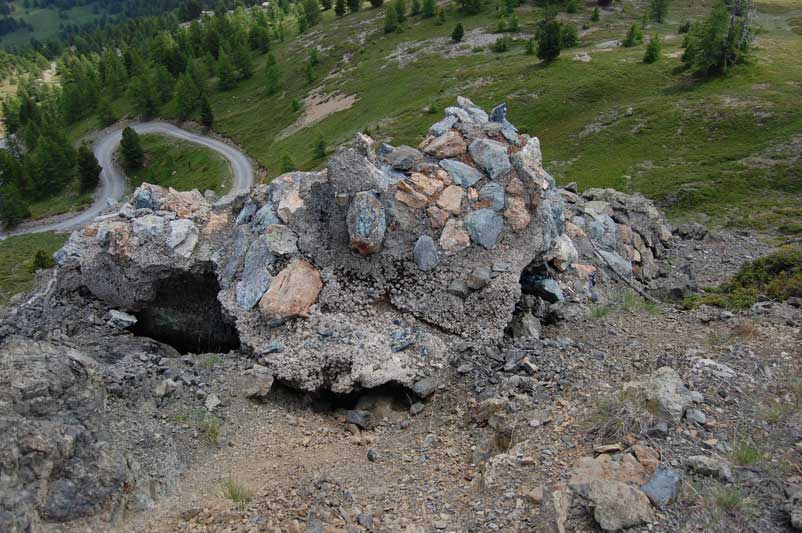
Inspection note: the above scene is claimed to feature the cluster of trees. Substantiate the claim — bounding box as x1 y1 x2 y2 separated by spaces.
682 0 753 77
384 0 438 32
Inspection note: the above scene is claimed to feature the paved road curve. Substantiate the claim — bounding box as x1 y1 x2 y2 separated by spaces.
0 121 255 239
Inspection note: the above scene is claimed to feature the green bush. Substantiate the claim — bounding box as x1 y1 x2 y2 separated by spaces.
643 34 662 63
29 249 55 273
623 23 643 47
561 24 578 48
492 35 511 52
452 23 464 42
683 246 802 309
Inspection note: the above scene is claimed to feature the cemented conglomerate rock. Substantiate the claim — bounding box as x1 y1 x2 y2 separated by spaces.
52 98 575 392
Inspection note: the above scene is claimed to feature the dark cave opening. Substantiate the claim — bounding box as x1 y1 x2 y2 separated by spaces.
129 270 240 355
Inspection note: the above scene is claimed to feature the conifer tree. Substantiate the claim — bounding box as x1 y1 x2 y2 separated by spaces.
199 96 214 128
451 23 464 42
120 127 144 170
335 0 346 16
422 0 435 17
348 0 361 13
175 73 200 121
264 54 281 95
217 48 238 90
77 143 101 193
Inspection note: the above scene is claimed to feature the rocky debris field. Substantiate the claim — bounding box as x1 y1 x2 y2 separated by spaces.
1 99 801 532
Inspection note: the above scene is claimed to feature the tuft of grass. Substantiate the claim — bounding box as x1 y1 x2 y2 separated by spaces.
710 486 751 513
587 389 656 440
220 477 254 510
200 354 224 369
590 288 662 318
122 134 233 194
732 440 763 466
173 408 223 446
705 329 734 347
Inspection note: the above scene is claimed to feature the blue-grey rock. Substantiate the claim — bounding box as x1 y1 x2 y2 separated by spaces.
346 409 374 429
541 189 566 249
235 199 258 226
641 467 681 508
236 236 273 310
468 138 511 179
413 377 438 398
347 192 386 255
133 188 158 210
479 182 506 211
413 235 439 271
501 124 520 145
251 202 280 233
448 279 471 298
466 266 492 290
377 165 406 191
132 214 165 238
457 96 489 123
220 225 251 289
377 143 394 156
445 106 472 123
598 249 633 279
589 213 619 251
490 103 508 123
439 159 483 188
386 145 423 170
464 209 504 249
535 279 564 303
262 340 282 354
430 115 458 136
108 310 137 329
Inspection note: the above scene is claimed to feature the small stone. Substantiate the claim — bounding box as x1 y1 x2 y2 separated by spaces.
108 310 137 329
448 279 471 299
641 467 681 508
426 205 449 229
423 130 468 158
578 480 654 532
259 259 323 319
686 408 706 425
413 377 438 398
439 159 483 188
506 177 525 196
464 209 504 249
347 192 387 255
479 182 506 211
264 224 298 255
439 219 471 255
346 410 374 430
277 189 304 224
153 379 177 398
436 185 465 215
409 172 445 198
386 145 423 170
357 512 373 529
466 266 492 290
205 393 221 411
686 455 733 482
413 235 439 271
252 202 280 233
410 402 426 415
395 187 429 209
468 138 511 179
367 448 378 462
504 196 531 231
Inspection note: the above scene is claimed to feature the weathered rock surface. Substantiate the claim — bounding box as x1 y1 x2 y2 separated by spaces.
575 480 654 531
622 367 697 422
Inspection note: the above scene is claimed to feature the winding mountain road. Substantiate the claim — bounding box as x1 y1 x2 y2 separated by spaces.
0 121 255 239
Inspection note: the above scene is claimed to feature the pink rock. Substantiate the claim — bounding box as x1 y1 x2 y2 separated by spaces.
439 219 470 255
259 259 323 319
504 196 531 231
409 173 444 199
277 189 304 223
436 185 464 215
427 206 449 230
422 130 468 158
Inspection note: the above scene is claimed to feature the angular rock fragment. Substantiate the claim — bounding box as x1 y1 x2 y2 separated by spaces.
346 192 386 255
439 159 482 188
259 259 322 319
464 209 504 249
413 235 439 271
468 138 511 179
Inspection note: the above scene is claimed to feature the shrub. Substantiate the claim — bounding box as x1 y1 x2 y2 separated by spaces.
0 184 30 227
457 0 481 15
643 34 662 63
508 13 519 32
561 23 578 48
492 35 511 52
29 249 55 273
422 0 435 17
384 5 399 32
591 7 599 21
525 38 535 55
678 20 691 33
452 22 464 42
314 136 327 159
650 0 669 23
120 126 144 170
565 0 577 14
623 23 643 47
537 18 562 62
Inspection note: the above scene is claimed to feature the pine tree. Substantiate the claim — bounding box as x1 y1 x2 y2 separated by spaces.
281 153 295 172
384 6 399 33
451 23 464 42
264 54 281 95
175 73 199 121
77 143 101 193
525 38 535 55
217 48 238 90
411 0 421 15
0 183 30 227
623 23 643 47
457 0 481 15
422 0 435 17
335 0 346 16
314 136 327 159
561 23 578 47
537 19 562 62
305 61 314 85
348 0 360 13
650 0 669 23
304 0 321 25
591 7 599 21
153 65 175 103
436 8 445 24
370 0 384 7
199 96 214 128
120 127 144 170
643 34 662 63
128 75 157 118
395 0 407 23
96 97 116 127
321 0 332 9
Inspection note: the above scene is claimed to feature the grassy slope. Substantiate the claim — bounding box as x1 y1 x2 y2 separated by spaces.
0 231 66 305
189 0 800 234
122 133 233 194
1 3 106 49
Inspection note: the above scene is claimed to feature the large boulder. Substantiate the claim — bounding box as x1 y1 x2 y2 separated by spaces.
51 98 569 393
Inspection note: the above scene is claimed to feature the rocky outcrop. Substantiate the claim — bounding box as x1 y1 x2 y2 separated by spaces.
51 97 570 393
